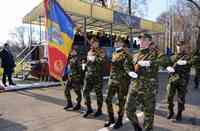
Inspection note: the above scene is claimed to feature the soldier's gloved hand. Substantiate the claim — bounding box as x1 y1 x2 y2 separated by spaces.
177 60 187 65
166 66 175 73
138 60 151 67
82 63 87 71
128 71 138 79
87 56 96 62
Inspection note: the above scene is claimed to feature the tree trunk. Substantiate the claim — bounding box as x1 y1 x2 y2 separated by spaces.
186 0 200 49
197 27 200 49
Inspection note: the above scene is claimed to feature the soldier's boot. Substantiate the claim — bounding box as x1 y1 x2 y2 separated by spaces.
104 113 115 127
73 102 81 111
83 104 93 118
167 106 174 119
113 116 123 129
176 103 183 121
94 108 103 117
194 76 199 89
133 123 143 131
64 100 73 110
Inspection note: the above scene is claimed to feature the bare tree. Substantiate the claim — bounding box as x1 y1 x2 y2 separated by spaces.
185 0 200 48
9 26 26 48
112 0 147 16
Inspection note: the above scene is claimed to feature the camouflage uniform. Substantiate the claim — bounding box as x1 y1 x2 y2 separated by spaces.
83 47 104 115
64 54 82 109
192 49 200 89
166 53 191 120
125 48 160 131
105 48 130 128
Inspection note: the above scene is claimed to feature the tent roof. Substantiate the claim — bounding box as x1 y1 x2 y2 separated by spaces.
23 0 164 34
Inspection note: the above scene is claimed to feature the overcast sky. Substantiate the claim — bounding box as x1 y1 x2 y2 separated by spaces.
0 0 170 44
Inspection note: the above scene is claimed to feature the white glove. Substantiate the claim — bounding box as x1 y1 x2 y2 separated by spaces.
128 71 138 79
177 60 187 65
138 60 151 67
115 47 123 52
87 56 96 62
166 66 175 73
82 64 86 70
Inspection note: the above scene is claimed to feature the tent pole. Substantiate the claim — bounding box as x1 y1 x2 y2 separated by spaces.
110 23 113 47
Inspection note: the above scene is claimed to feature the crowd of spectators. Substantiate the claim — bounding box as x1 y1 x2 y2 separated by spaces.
73 31 139 48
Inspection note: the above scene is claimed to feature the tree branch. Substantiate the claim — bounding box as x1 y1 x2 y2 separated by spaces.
186 0 200 11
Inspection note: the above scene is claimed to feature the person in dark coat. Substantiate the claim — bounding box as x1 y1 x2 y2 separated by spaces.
0 43 16 87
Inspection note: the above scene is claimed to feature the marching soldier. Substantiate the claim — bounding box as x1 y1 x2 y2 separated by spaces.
64 49 82 111
124 33 161 131
83 37 105 118
166 41 192 121
192 49 200 89
104 39 131 129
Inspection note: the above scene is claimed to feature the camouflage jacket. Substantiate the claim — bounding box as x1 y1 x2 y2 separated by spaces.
109 48 131 82
168 53 191 83
124 48 161 81
191 49 200 71
68 55 81 81
86 48 104 78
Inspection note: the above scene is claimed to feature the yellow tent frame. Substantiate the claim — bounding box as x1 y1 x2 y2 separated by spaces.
23 0 164 34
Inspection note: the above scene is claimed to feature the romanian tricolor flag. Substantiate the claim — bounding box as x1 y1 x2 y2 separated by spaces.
44 0 74 80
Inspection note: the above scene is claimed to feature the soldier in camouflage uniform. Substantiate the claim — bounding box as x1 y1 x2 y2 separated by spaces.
166 41 192 121
64 49 82 111
104 39 130 129
83 37 105 118
192 49 200 89
125 34 161 131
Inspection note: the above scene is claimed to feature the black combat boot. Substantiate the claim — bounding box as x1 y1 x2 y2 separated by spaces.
104 113 115 127
167 111 174 119
133 123 143 131
113 116 123 129
83 104 93 118
94 108 103 117
73 103 81 111
64 101 73 110
167 106 174 119
176 103 183 121
176 111 182 121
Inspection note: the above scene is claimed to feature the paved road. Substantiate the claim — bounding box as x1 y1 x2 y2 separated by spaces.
0 73 200 131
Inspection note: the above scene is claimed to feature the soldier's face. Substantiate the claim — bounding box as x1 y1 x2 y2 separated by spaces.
114 42 124 48
91 41 99 48
177 45 186 54
139 37 150 49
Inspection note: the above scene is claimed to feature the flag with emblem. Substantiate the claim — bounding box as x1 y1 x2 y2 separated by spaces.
44 0 74 80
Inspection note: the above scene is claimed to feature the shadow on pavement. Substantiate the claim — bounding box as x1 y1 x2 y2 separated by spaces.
0 118 27 131
16 90 109 122
172 115 200 126
17 90 66 107
99 122 172 131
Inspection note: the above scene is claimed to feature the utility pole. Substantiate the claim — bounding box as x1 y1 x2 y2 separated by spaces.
128 0 133 48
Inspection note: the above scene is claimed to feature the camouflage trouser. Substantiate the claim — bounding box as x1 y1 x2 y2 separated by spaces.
126 80 156 131
106 79 129 118
83 76 103 109
65 80 82 103
167 78 188 112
